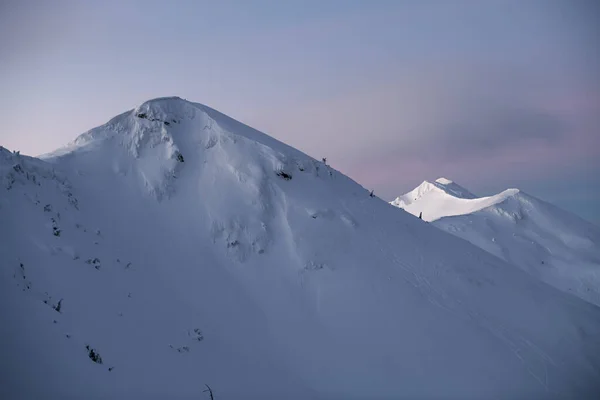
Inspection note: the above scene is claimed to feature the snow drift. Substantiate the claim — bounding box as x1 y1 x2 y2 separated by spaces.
1 98 600 399
392 178 600 307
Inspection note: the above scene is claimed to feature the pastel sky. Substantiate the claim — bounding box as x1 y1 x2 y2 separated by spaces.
1 0 599 223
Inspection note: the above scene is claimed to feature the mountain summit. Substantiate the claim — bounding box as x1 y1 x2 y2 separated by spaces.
2 98 600 398
391 178 600 307
390 177 515 220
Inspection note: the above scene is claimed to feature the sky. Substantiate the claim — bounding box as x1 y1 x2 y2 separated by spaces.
1 0 599 223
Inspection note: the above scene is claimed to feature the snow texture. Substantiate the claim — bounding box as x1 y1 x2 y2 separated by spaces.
1 98 600 399
392 178 600 307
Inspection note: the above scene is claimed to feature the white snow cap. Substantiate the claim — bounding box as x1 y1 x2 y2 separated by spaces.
391 178 521 221
435 177 454 185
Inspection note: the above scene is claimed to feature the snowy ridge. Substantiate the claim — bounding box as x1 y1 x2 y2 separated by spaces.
391 177 503 218
391 178 600 306
41 97 328 203
2 99 600 398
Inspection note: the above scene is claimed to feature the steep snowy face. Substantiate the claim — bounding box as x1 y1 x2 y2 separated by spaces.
392 179 600 306
2 100 600 399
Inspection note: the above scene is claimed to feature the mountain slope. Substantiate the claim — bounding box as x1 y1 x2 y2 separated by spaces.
2 98 600 399
391 178 600 307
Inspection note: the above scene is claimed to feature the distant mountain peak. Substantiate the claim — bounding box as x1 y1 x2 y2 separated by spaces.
391 179 523 222
390 177 477 210
390 178 600 306
430 178 477 199
435 177 453 185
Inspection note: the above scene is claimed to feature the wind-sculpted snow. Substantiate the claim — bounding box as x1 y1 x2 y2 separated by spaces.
392 178 600 307
2 99 600 399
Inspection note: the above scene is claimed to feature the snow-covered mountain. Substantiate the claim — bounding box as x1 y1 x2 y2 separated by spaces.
391 178 600 307
2 98 600 399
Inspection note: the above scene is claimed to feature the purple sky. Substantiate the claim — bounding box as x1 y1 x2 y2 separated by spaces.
1 0 599 223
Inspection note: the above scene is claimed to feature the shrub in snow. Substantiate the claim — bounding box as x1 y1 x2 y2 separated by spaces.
86 258 101 269
53 299 63 313
51 217 61 236
276 171 292 180
175 152 184 162
85 345 103 364
177 346 190 353
189 328 204 341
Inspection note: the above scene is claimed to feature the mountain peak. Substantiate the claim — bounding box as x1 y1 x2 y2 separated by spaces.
430 178 476 199
390 178 477 210
435 177 453 185
391 179 523 222
40 97 327 201
133 96 200 120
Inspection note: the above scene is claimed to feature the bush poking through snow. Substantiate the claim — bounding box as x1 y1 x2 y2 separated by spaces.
86 258 101 270
276 171 292 180
175 152 184 162
51 217 61 236
168 344 191 353
189 328 204 341
85 345 103 364
53 299 63 313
